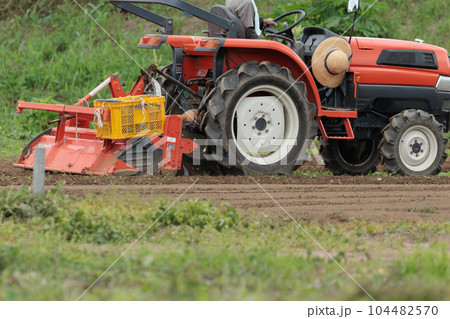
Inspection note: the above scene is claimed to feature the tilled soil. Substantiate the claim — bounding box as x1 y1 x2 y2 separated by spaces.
2 157 450 223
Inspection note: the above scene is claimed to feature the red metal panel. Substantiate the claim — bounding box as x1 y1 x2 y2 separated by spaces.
161 115 183 172
128 76 146 96
320 110 358 118
181 55 214 86
349 66 439 87
108 74 128 98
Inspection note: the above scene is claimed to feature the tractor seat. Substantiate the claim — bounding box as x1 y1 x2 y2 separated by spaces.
208 5 246 38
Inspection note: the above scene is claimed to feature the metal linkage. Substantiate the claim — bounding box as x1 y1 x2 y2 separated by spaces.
109 0 237 37
148 64 201 99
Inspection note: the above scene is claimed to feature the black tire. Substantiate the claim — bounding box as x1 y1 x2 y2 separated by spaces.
379 109 448 176
204 61 316 175
319 138 380 175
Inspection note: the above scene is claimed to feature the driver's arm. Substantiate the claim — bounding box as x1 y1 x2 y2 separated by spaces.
244 17 277 39
244 17 278 39
263 18 277 27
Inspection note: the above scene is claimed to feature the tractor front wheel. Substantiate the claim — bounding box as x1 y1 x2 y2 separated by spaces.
379 109 448 176
204 61 316 175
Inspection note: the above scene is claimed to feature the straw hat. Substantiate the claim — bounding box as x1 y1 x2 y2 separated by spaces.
311 37 353 88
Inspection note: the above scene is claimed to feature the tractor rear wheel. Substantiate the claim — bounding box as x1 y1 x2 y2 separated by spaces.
379 109 448 176
204 61 316 175
319 138 380 175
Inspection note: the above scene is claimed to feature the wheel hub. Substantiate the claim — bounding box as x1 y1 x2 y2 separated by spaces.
255 117 267 131
411 142 422 154
403 136 427 163
399 125 438 172
236 96 285 155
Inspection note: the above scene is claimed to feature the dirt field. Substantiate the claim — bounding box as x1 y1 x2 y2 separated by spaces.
2 157 449 223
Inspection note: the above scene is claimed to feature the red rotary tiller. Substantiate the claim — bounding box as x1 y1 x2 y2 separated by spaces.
15 72 197 176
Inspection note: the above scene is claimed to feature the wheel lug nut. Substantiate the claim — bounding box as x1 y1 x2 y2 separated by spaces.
420 142 423 146
262 114 265 118
421 150 424 153
416 154 419 157
415 140 418 143
252 125 255 129
265 129 269 133
409 144 413 147
267 121 271 124
258 132 261 136
410 151 413 155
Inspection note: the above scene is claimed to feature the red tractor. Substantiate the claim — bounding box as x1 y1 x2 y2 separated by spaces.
16 0 450 176
112 0 449 176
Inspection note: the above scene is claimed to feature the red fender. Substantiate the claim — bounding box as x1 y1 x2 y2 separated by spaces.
139 35 322 113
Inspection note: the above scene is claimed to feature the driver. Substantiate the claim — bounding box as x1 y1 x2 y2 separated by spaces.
225 0 277 39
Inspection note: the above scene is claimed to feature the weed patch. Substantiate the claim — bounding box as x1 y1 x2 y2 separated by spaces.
293 169 333 178
363 247 449 300
409 206 441 214
0 186 69 220
1 188 240 244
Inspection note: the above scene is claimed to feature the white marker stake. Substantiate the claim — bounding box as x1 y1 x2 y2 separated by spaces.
32 148 45 195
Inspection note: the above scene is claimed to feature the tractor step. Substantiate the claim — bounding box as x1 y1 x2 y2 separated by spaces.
319 107 357 118
317 108 357 141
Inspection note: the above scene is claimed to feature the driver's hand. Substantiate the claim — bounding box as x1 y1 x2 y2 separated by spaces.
263 18 277 27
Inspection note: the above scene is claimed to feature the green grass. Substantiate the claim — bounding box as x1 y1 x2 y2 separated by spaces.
385 0 449 49
0 187 448 300
293 169 334 178
409 205 441 214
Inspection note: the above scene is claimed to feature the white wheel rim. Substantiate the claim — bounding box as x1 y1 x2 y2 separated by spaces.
398 125 438 172
231 85 299 166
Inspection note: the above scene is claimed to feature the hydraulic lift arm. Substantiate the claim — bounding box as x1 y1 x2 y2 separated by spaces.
109 0 237 37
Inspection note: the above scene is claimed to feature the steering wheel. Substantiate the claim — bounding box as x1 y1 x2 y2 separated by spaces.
262 10 305 47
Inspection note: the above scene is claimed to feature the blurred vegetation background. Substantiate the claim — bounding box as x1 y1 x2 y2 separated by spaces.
0 0 448 156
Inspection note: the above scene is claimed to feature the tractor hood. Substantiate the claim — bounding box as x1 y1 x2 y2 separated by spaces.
350 37 450 86
351 37 450 73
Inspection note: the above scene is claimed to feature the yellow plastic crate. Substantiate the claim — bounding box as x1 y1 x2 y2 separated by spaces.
94 95 165 140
